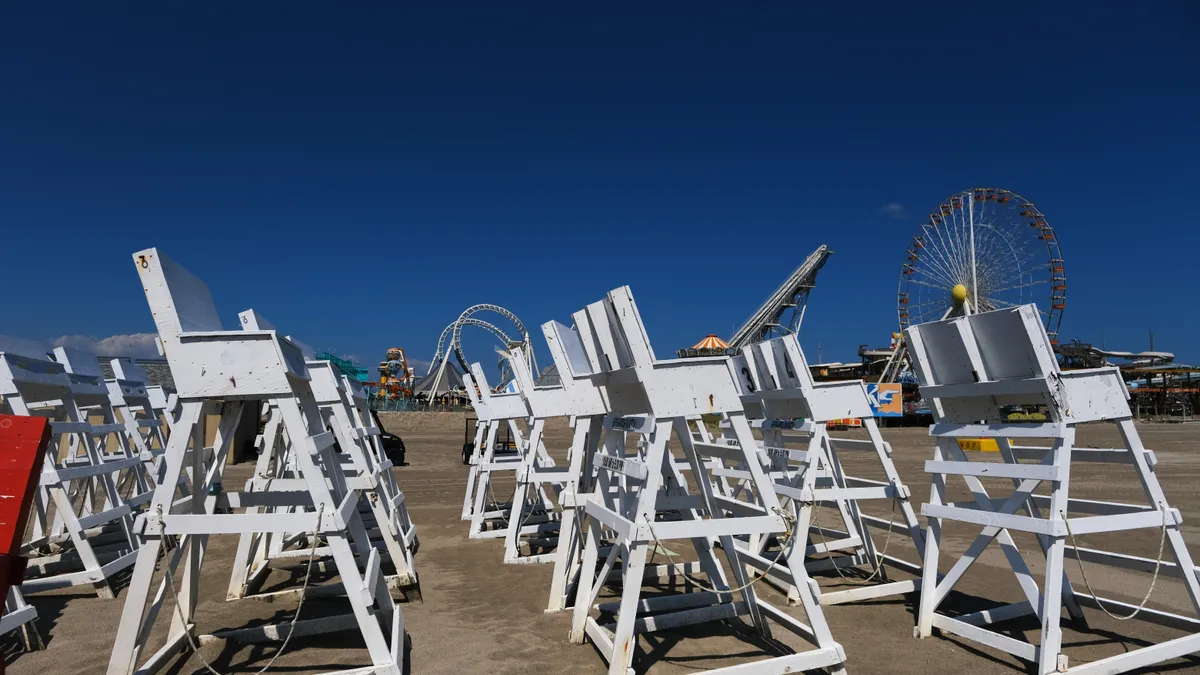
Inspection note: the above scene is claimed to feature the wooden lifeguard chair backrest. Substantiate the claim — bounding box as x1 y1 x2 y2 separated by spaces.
504 346 554 411
305 360 346 405
572 286 651 374
133 251 308 399
734 334 875 422
462 370 488 419
572 286 745 418
543 320 593 382
906 304 1130 424
738 335 814 395
53 347 104 379
342 374 369 408
0 337 49 363
468 363 529 420
0 338 69 401
134 248 224 344
102 356 151 408
110 357 151 386
237 309 275 332
50 346 112 403
53 345 106 379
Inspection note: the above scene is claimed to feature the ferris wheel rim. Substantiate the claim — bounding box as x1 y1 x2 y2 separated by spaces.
897 187 1065 341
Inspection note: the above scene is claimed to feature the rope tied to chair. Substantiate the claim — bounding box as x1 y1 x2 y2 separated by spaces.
642 506 796 595
1062 503 1168 621
158 502 325 675
810 489 899 584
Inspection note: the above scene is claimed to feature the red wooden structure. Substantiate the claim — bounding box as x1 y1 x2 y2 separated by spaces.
0 414 52 609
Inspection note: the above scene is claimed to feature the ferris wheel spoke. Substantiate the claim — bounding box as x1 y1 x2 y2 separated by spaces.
919 224 964 284
917 244 959 283
907 278 958 292
981 297 1018 309
911 244 961 289
977 265 1025 294
940 212 969 281
983 297 1052 319
985 279 1046 294
907 300 952 312
914 261 959 291
928 216 967 280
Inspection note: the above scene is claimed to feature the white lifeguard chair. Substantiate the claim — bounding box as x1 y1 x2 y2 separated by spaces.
460 366 540 539
226 310 417 601
0 340 142 598
721 333 925 606
106 249 404 675
530 319 614 610
536 319 708 614
567 286 847 675
496 344 577 565
341 372 419 586
51 346 155 539
106 357 173 478
909 304 1200 674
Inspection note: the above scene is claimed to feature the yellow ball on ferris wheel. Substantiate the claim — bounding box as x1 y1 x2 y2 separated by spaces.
951 284 969 305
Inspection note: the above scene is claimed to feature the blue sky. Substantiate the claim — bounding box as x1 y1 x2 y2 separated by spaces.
1 3 1196 377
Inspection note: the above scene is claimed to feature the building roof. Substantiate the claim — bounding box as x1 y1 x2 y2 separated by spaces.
412 363 465 396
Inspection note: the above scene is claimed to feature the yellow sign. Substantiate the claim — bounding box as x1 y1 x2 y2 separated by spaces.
958 438 999 452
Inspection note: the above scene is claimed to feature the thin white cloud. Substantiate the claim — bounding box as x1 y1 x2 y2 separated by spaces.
50 333 161 359
877 203 907 220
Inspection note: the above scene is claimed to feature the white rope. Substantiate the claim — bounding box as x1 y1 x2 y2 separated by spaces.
513 465 555 545
1063 504 1168 621
642 507 795 595
811 494 897 584
158 503 325 675
483 476 511 527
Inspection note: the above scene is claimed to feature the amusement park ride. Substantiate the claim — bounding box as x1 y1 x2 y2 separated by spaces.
377 347 413 398
357 347 413 405
674 245 833 359
713 188 1186 422
856 187 1186 420
427 304 536 396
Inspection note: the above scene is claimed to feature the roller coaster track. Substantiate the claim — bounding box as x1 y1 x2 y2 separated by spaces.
727 245 832 349
427 304 535 395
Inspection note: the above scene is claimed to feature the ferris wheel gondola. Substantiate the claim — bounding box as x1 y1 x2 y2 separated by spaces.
898 188 1066 341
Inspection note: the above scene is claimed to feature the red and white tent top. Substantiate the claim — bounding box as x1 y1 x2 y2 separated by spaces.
692 334 730 350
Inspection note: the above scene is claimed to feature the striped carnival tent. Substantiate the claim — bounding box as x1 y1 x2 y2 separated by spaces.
677 334 733 358
693 334 730 350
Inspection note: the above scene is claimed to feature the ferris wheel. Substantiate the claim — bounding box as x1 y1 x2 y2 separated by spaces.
898 188 1066 342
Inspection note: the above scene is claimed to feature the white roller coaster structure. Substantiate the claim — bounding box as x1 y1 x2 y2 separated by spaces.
427 304 537 396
